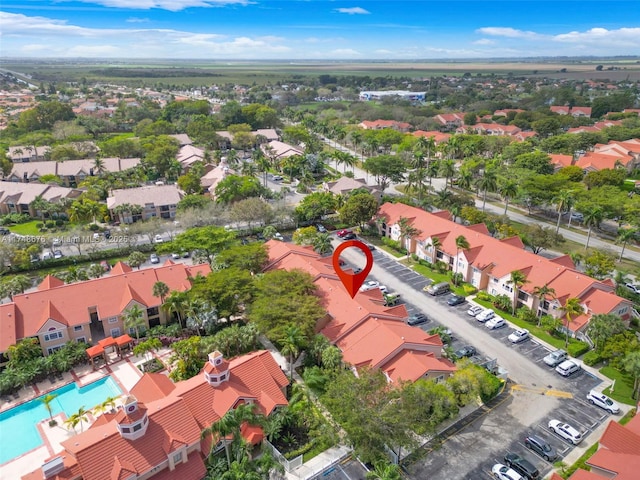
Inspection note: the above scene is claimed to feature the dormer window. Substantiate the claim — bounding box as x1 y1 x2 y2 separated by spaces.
204 351 230 387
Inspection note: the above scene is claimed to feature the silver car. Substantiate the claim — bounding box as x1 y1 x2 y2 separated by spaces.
543 349 568 367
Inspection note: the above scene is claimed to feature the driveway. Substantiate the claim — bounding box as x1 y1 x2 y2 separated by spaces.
335 240 615 480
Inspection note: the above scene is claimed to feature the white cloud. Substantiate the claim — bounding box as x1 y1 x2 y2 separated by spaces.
473 38 495 45
73 0 250 12
67 45 122 56
335 7 370 15
126 17 151 23
331 48 361 56
374 49 392 54
476 27 539 39
554 27 640 47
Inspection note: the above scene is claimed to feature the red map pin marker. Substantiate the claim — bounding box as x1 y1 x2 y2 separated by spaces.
332 239 374 298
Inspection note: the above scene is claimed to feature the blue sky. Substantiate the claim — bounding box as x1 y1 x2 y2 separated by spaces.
1 1 639 59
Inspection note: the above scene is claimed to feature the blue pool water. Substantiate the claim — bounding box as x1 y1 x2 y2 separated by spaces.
0 376 121 464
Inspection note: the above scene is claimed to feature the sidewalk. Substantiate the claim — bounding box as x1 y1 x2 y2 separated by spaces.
284 444 352 480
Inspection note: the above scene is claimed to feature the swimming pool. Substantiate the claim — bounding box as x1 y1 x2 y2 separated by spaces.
0 376 121 464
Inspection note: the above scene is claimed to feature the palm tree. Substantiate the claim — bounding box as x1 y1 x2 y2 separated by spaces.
122 304 146 340
30 195 50 221
366 462 402 480
312 233 333 255
9 274 32 296
616 227 638 262
532 284 556 326
162 290 189 328
498 179 518 215
92 157 105 174
427 236 442 265
280 324 305 379
454 235 470 286
560 297 584 349
583 206 603 250
397 216 421 254
507 270 529 315
438 159 456 191
201 403 262 469
475 168 498 212
456 168 474 192
553 189 575 234
152 281 169 305
93 395 119 416
40 393 58 423
65 406 89 433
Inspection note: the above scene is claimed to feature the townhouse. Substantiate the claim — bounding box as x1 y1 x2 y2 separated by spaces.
412 130 451 144
7 146 51 163
434 113 464 130
261 140 304 160
5 158 141 186
377 203 633 338
550 106 592 117
549 409 640 480
107 184 183 224
0 181 82 216
456 123 523 137
23 349 288 480
0 261 211 363
264 241 456 384
574 151 635 173
359 119 412 132
322 176 382 200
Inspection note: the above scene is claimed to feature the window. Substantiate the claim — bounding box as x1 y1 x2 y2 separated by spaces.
618 307 628 315
121 426 131 433
44 331 63 342
147 307 159 316
47 345 63 354
434 375 444 383
108 316 118 324
173 452 182 463
133 423 142 432
76 337 86 343
220 374 226 381
73 325 83 332
110 328 121 337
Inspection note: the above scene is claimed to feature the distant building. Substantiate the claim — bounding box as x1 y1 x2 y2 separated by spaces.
359 90 426 102
107 184 183 223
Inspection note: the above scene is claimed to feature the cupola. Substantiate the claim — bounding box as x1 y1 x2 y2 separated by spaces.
203 351 230 387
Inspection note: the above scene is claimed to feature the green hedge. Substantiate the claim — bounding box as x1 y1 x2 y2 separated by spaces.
582 350 603 366
480 374 505 403
567 341 590 358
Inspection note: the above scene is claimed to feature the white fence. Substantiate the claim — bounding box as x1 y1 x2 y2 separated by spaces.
264 439 303 473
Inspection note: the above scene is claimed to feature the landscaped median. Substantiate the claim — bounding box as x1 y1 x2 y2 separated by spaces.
601 366 637 406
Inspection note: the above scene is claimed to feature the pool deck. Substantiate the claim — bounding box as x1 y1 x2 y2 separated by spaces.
0 347 174 480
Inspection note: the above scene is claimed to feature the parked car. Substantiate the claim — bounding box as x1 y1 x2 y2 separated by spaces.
336 229 353 238
543 349 568 367
586 390 620 414
93 232 101 241
407 312 429 326
555 360 580 377
548 419 582 444
0 227 9 235
182 251 191 258
384 292 401 306
53 250 63 259
475 309 496 323
316 224 327 233
424 281 451 296
52 237 61 247
570 212 584 222
454 345 477 359
363 242 376 251
342 232 357 240
467 305 483 316
447 294 466 306
524 434 557 461
104 229 111 239
272 175 283 181
273 232 284 241
484 317 505 329
508 328 530 343
504 453 540 480
42 251 53 260
491 463 523 480
153 234 164 243
171 252 181 259
359 280 380 292
625 283 640 294
150 253 160 264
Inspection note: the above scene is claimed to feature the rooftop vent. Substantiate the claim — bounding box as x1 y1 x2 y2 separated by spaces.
42 456 65 478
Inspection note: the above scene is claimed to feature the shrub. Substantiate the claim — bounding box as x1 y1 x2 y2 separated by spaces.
45 220 55 229
88 223 100 231
492 294 511 312
36 222 44 230
516 306 538 324
583 350 603 366
55 219 64 226
462 284 478 295
567 341 590 358
480 374 504 403
476 291 494 302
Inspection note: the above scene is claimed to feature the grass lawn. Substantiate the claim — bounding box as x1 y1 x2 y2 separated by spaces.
8 221 45 236
408 261 467 296
558 442 598 479
601 366 637 406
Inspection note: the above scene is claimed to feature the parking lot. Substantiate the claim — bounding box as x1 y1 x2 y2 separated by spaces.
338 243 612 480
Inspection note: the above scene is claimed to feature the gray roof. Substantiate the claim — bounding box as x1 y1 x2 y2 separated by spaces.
0 181 80 205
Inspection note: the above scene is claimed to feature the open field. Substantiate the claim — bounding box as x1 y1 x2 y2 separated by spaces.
2 58 640 85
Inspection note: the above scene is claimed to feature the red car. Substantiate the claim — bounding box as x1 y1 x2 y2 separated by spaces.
336 229 353 238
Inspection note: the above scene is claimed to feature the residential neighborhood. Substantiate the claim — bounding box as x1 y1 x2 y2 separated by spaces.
0 58 639 480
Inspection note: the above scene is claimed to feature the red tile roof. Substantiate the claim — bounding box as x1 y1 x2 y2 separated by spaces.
1 263 211 352
575 151 633 171
147 452 206 480
549 154 574 169
412 130 451 143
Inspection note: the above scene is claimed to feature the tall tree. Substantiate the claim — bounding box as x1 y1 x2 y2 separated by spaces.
553 189 575 234
40 393 58 423
507 270 529 315
122 304 146 340
475 168 498 212
152 281 170 305
622 350 640 400
280 324 305 379
454 235 470 286
616 227 638 262
560 298 584 348
583 205 604 250
397 216 421 253
162 290 189 328
532 284 556 326
498 179 518 215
